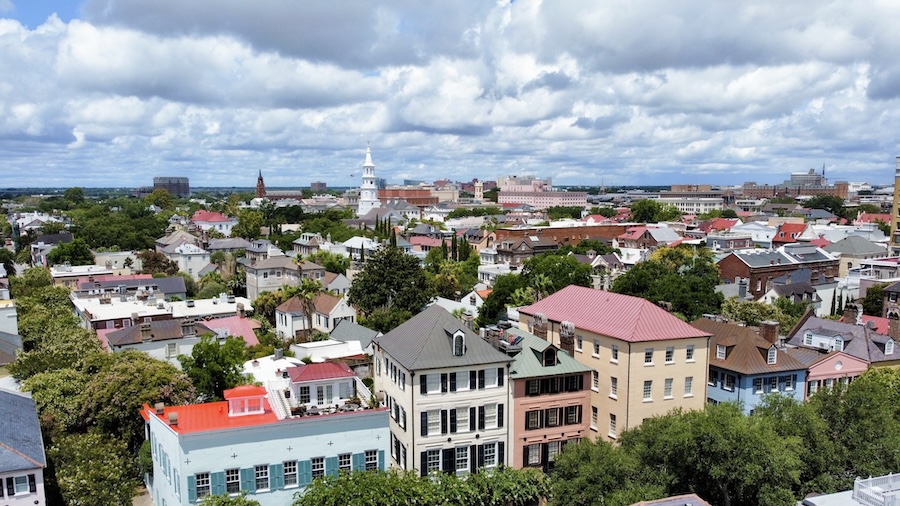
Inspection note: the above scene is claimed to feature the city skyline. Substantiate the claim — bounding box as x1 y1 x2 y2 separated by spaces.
2 1 900 188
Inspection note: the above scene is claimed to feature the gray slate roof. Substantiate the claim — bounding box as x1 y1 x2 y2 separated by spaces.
505 328 591 379
331 320 380 350
0 389 47 472
823 235 886 256
788 314 896 364
0 331 23 365
207 237 252 251
375 305 512 371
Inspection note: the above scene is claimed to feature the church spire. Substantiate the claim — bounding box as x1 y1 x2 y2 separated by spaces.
256 170 266 199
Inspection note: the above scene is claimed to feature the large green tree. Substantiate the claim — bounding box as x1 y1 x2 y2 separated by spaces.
179 334 248 401
629 199 682 223
0 247 15 277
138 250 179 275
861 283 887 316
306 250 350 275
232 209 264 239
49 431 140 506
47 237 95 266
476 274 527 327
348 245 432 319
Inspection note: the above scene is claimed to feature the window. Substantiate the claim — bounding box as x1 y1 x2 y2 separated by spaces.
591 406 598 430
610 376 618 398
724 374 735 391
526 380 540 396
311 457 325 479
226 468 240 494
592 370 599 391
716 345 726 360
455 446 469 474
426 450 441 473
453 334 465 356
767 347 777 365
483 368 498 388
643 380 652 401
483 443 498 468
317 385 333 405
593 339 600 356
484 403 499 428
339 453 352 472
784 375 794 391
284 461 298 487
664 378 673 399
565 405 581 425
299 386 311 404
611 344 619 362
526 443 541 466
644 348 654 364
526 410 542 430
609 413 617 438
769 376 778 392
166 343 177 358
887 340 895 355
196 473 211 498
665 347 674 364
365 450 379 471
804 331 813 345
546 407 561 427
833 337 843 352
426 375 440 393
686 344 695 361
543 348 557 366
576 335 583 351
547 441 561 463
684 376 693 396
255 465 269 490
708 369 718 386
753 377 763 394
427 410 440 435
457 407 469 432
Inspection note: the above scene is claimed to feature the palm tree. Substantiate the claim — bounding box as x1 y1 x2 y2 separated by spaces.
289 277 323 342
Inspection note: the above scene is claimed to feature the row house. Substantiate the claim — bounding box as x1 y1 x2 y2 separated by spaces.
717 243 839 299
142 372 387 506
614 226 681 250
496 237 559 266
519 286 710 441
373 306 513 476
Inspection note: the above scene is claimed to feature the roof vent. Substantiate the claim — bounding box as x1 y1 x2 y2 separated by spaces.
167 412 179 426
186 299 195 307
154 402 165 415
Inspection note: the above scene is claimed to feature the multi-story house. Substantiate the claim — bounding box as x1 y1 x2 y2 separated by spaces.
244 257 325 301
717 243 839 299
496 237 559 266
0 389 47 505
191 210 238 237
495 326 591 472
788 306 900 370
518 285 710 440
142 368 387 506
162 242 211 281
372 305 513 476
275 293 357 340
692 319 806 414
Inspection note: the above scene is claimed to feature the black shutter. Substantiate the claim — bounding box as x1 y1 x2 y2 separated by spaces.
421 452 428 477
469 370 477 389
5 478 13 497
420 374 428 394
577 405 583 424
441 373 448 393
578 374 584 390
478 369 485 389
0 477 3 497
471 445 479 472
478 406 485 430
28 474 36 493
477 445 485 469
449 409 457 433
498 368 504 387
523 446 529 467
498 442 505 466
540 378 549 394
469 407 476 431
442 449 455 473
541 443 550 471
498 404 504 428
421 412 428 436
441 410 448 435
449 372 457 392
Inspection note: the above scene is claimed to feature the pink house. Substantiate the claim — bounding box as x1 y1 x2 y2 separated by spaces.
787 349 868 399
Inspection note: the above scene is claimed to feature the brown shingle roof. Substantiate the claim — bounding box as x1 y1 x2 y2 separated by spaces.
692 319 807 375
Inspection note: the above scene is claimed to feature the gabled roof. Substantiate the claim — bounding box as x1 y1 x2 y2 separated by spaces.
0 389 47 472
207 238 252 250
156 230 198 247
287 362 355 383
192 210 234 223
823 235 886 256
506 328 591 379
698 218 739 233
331 320 379 349
519 285 710 343
788 314 896 364
247 256 295 270
106 320 188 346
197 315 261 346
692 319 806 375
375 305 512 370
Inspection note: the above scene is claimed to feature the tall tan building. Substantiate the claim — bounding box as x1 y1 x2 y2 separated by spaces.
891 157 900 255
518 286 711 440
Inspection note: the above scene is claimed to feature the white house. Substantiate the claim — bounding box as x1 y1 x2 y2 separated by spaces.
275 293 357 340
191 210 238 237
373 305 513 475
162 243 211 280
0 389 48 506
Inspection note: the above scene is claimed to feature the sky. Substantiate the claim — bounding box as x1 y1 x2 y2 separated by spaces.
1 1 900 189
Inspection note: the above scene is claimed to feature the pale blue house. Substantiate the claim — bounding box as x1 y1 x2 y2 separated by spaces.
692 318 807 414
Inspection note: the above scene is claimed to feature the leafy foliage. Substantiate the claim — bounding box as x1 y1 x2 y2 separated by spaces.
47 237 95 266
306 249 351 275
233 209 264 239
720 297 808 330
476 274 527 327
546 206 585 220
446 206 502 219
49 431 140 506
862 283 886 316
629 199 682 223
9 266 52 298
804 195 846 219
349 245 432 318
179 334 249 401
137 250 179 275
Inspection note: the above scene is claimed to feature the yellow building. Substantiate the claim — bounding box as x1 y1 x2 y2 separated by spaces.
518 286 710 440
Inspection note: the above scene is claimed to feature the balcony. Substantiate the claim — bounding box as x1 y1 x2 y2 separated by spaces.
853 473 900 506
266 376 376 420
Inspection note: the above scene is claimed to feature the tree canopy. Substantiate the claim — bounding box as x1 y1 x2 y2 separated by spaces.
348 246 432 329
47 237 95 266
629 199 682 223
179 334 249 401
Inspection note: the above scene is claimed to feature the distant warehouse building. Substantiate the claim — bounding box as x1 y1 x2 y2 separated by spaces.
154 177 191 198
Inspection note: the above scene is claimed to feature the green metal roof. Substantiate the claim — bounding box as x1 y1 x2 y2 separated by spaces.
505 327 592 379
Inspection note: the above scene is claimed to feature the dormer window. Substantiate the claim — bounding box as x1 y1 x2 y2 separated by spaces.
804 331 813 346
833 337 843 352
767 346 777 365
543 348 557 367
453 333 465 356
716 345 726 360
886 339 894 356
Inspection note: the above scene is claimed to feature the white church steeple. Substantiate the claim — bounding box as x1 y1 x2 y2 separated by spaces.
357 143 382 217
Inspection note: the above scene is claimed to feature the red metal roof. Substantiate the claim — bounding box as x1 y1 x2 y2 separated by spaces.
519 285 710 342
224 385 268 398
192 210 233 223
143 399 278 434
288 362 356 383
618 226 647 240
197 315 261 346
855 213 891 224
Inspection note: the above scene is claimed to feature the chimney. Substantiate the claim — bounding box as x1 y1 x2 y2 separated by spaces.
532 313 548 341
462 310 474 330
274 348 284 360
154 402 165 415
759 320 780 345
737 278 748 298
843 304 861 326
559 321 575 354
140 322 152 341
131 312 139 325
167 412 179 426
237 302 245 318
889 314 900 341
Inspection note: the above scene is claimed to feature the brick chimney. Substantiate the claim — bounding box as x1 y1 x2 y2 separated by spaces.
559 321 575 355
759 320 780 345
532 313 548 341
237 302 245 318
140 322 152 341
888 314 900 341
843 304 860 325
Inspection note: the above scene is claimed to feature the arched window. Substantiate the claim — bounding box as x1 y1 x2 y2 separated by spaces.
886 339 895 356
543 348 557 367
453 334 465 356
767 346 777 365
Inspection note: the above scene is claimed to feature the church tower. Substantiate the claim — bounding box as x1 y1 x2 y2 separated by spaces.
256 170 266 199
356 143 382 217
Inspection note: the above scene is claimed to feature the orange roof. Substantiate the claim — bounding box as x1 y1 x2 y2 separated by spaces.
224 385 268 398
476 289 493 299
618 226 647 240
856 213 891 224
142 399 279 434
192 210 233 223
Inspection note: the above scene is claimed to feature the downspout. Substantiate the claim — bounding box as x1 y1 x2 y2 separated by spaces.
625 343 632 430
410 371 415 473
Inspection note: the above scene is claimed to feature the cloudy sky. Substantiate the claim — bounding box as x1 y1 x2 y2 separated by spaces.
1 0 900 189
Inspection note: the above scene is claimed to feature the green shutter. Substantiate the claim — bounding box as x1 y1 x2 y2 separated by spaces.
240 467 255 493
187 475 197 503
325 456 339 477
378 450 386 471
211 472 225 495
270 464 284 490
352 452 365 471
298 460 312 486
